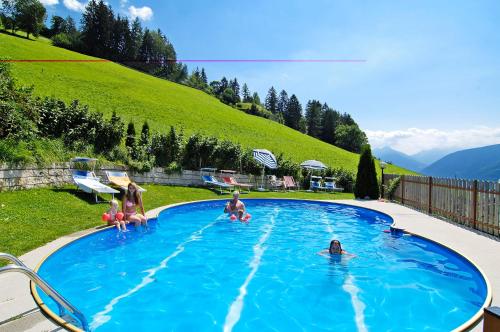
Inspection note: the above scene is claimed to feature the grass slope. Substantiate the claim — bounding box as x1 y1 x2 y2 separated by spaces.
0 33 412 175
0 185 352 257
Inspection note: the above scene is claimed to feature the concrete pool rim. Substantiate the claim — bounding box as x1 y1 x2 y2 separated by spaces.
31 198 493 332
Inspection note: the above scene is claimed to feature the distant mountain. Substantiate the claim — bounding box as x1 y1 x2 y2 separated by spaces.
422 144 500 181
411 148 457 165
373 147 426 172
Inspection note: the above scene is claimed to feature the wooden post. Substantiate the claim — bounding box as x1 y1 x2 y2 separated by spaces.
401 175 405 205
428 176 433 214
472 180 478 229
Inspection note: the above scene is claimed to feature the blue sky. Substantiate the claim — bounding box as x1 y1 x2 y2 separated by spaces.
41 0 500 154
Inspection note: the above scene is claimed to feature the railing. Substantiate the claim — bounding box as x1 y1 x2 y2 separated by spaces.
383 174 500 238
0 253 89 331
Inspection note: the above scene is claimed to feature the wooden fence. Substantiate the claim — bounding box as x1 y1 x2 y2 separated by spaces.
383 174 500 237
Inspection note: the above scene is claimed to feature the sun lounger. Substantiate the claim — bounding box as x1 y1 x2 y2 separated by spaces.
283 176 299 191
72 170 119 203
324 178 344 192
202 175 233 194
267 175 285 191
105 171 146 192
310 177 327 192
222 177 252 193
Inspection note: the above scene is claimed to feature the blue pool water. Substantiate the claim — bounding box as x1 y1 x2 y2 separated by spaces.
37 199 488 331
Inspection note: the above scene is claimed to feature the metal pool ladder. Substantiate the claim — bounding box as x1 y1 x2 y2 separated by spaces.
0 253 89 331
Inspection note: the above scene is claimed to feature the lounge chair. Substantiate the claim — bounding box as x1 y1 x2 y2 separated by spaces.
105 171 146 192
324 177 344 192
283 176 299 191
222 177 252 193
267 175 285 191
202 175 233 194
310 176 327 192
72 170 119 203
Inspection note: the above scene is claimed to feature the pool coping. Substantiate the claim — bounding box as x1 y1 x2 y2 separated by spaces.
22 198 496 331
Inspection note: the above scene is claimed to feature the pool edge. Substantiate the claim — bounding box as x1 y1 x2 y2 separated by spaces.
31 198 492 332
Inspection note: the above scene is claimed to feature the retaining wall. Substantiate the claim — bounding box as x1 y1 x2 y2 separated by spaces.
0 164 258 191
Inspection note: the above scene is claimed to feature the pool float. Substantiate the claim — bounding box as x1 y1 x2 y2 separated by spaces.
116 212 124 221
102 213 111 222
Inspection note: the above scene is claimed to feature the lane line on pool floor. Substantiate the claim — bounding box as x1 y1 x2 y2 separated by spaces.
90 216 225 330
223 208 279 332
321 212 367 332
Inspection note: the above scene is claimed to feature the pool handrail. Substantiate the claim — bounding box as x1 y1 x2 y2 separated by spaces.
0 253 89 332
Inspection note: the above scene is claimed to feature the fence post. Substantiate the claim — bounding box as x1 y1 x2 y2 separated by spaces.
472 180 478 229
401 175 405 205
428 176 433 214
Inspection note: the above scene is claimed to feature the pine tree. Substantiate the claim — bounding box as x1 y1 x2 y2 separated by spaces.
277 90 289 120
354 144 380 199
140 121 150 147
129 17 143 61
252 92 261 105
320 104 339 145
229 78 240 103
200 68 208 85
125 121 135 151
241 83 251 102
305 99 322 138
15 0 47 38
265 87 278 114
285 94 302 130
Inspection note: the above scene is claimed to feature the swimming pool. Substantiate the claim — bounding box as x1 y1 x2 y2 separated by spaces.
34 199 489 331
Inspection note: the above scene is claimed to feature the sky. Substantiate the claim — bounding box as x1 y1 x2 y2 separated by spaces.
40 0 500 155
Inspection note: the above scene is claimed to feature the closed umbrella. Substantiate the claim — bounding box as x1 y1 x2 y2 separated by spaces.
253 149 278 191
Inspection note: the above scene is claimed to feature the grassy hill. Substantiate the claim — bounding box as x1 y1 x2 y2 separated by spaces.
0 32 412 175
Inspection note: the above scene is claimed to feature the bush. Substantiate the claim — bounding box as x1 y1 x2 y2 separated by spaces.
385 176 401 200
324 167 355 192
354 144 380 199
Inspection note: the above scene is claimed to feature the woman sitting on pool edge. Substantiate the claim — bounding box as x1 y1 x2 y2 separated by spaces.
123 182 148 228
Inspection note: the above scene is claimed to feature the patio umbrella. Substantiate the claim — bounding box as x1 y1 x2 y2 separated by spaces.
300 160 327 170
253 149 278 191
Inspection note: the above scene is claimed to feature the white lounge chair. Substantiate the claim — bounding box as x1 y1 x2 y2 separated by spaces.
72 170 119 203
105 171 146 192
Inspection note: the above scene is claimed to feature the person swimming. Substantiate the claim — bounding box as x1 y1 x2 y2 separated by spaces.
319 240 355 257
224 191 246 221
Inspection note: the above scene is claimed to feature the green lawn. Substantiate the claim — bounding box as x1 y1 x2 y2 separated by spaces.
0 32 413 175
0 185 353 258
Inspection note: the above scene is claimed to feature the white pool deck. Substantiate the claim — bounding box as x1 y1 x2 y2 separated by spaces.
0 199 499 331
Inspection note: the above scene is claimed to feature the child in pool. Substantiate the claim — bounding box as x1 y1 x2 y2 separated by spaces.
224 191 250 222
319 240 355 257
106 199 127 232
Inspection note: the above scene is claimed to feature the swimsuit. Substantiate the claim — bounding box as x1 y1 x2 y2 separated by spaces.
124 200 137 218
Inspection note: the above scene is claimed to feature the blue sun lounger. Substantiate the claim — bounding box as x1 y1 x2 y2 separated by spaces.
324 177 344 192
202 175 233 194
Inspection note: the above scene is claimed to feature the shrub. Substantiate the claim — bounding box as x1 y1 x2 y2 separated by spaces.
324 167 355 192
385 176 401 200
354 144 380 199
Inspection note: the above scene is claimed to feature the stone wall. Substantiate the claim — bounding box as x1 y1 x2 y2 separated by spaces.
0 163 259 191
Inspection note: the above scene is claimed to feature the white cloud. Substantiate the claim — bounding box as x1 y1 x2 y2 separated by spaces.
128 5 153 21
63 0 86 12
366 127 500 155
120 0 128 8
40 0 59 5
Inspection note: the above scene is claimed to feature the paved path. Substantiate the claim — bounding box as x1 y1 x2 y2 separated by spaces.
1 200 498 331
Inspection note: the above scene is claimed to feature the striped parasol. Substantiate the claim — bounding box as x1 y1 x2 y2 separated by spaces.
253 149 278 169
300 160 327 170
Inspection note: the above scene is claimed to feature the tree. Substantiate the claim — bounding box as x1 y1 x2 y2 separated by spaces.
15 0 47 38
229 78 240 102
200 68 208 85
140 121 150 148
49 15 65 36
252 92 261 105
305 99 322 138
320 104 339 145
128 17 143 61
265 87 278 114
0 0 16 32
277 90 288 122
241 83 251 102
220 87 236 105
354 144 380 199
285 94 302 130
334 124 367 153
125 121 136 150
